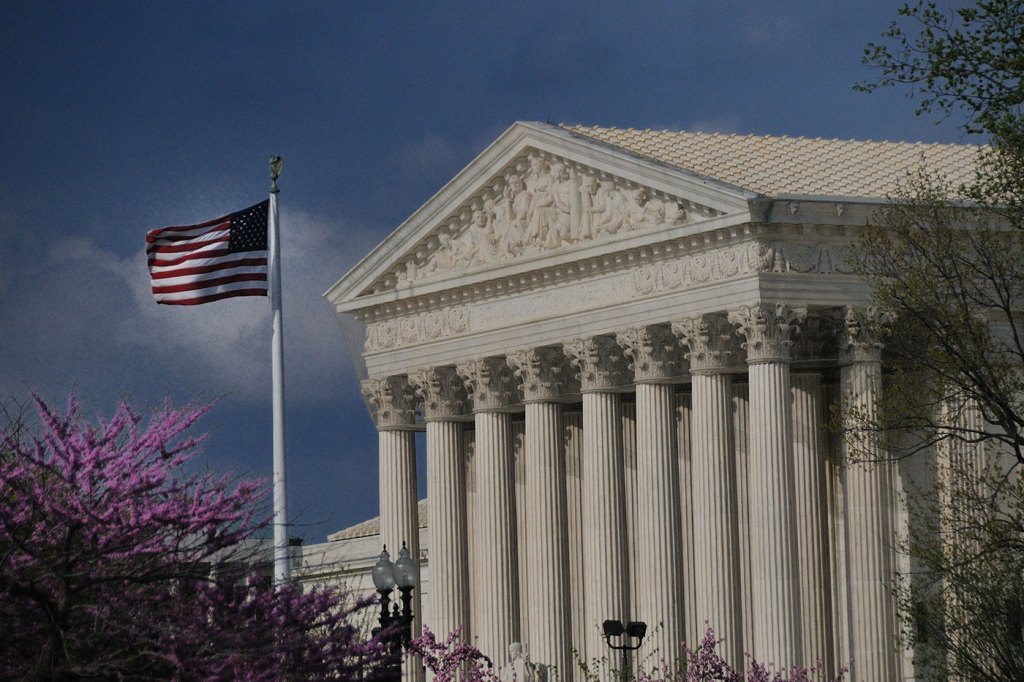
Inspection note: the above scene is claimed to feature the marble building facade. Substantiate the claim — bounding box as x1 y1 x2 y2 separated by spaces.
323 122 980 681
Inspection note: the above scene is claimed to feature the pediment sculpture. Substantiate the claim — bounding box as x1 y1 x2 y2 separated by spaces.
389 151 712 288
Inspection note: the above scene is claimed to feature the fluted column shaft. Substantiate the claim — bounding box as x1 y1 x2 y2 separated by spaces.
425 420 469 642
378 429 420 564
791 373 833 674
690 371 743 665
747 360 800 667
582 390 630 663
730 303 806 669
523 400 572 674
634 382 685 663
473 410 520 661
841 359 897 681
362 375 423 682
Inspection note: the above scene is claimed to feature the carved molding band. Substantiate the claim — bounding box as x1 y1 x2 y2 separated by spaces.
365 307 470 353
632 241 853 297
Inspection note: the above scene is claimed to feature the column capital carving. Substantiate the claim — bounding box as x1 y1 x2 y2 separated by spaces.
839 305 894 365
792 311 841 363
361 375 418 429
506 346 578 402
729 303 807 364
562 335 631 391
617 324 686 383
671 314 735 373
456 357 519 412
408 366 470 421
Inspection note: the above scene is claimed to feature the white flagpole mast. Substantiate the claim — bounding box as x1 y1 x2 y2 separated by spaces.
268 155 290 583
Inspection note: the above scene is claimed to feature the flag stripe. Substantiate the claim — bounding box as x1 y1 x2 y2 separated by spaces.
155 286 268 306
146 231 231 254
152 271 267 294
149 256 268 279
145 200 268 306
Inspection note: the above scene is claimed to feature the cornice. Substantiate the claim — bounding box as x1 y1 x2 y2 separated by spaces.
352 222 861 325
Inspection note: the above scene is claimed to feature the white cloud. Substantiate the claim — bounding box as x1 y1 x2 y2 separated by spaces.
0 207 380 408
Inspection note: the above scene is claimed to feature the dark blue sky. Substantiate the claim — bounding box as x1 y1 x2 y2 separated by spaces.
1 1 976 541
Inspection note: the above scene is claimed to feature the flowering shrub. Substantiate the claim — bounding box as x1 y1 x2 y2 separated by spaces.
0 393 394 679
410 625 846 682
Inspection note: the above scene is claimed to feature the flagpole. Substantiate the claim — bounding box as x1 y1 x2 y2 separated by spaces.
268 156 290 583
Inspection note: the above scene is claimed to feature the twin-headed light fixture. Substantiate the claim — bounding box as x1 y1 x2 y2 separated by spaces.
372 542 419 591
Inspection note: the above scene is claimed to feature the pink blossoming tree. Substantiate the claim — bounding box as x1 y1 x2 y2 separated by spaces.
0 394 394 680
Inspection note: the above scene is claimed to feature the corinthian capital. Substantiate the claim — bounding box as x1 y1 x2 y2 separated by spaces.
456 357 519 411
361 375 418 429
839 306 894 365
408 366 469 420
671 314 735 373
562 335 631 391
505 346 577 402
729 303 806 363
617 324 685 383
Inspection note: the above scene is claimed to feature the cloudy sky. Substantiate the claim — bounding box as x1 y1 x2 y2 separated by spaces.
1 1 977 542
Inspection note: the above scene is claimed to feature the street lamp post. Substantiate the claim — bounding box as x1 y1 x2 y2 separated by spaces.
602 619 647 681
372 542 419 681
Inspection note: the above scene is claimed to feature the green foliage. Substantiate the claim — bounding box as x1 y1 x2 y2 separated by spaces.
857 0 1024 139
895 456 1024 681
857 3 1024 679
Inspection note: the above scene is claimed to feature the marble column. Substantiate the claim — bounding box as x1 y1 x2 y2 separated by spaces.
729 303 805 669
791 372 833 673
673 314 743 666
731 381 755 662
839 307 898 682
564 335 632 673
674 391 698 650
506 347 577 676
618 324 686 664
457 357 521 665
409 367 471 645
361 375 423 682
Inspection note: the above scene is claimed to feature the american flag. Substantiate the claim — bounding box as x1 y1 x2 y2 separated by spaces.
146 200 269 305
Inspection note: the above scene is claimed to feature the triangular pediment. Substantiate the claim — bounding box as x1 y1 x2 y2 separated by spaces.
325 122 758 312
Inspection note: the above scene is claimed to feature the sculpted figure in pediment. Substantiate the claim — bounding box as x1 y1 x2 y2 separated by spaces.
402 152 696 283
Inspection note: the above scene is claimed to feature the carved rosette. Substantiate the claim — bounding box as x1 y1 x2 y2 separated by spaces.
505 346 577 402
408 366 469 421
361 375 418 429
616 324 686 383
456 357 519 412
562 335 631 391
729 303 807 364
671 314 735 374
839 306 893 365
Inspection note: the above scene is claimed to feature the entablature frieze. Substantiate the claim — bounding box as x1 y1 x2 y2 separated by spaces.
357 231 863 357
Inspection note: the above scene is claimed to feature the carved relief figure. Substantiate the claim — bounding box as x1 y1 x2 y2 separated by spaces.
399 152 700 284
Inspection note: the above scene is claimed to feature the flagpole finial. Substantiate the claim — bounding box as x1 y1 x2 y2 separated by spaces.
269 156 283 194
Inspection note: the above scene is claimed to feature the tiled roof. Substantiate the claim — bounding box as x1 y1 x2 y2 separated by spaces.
564 125 982 199
327 499 428 542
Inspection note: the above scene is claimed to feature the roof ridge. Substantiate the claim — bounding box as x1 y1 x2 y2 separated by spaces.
560 123 982 150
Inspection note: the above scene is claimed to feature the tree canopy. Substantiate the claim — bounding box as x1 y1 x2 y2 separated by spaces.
0 394 393 680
